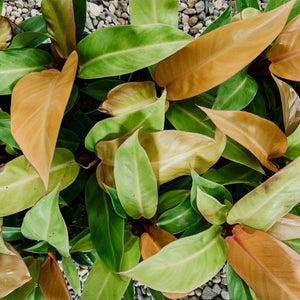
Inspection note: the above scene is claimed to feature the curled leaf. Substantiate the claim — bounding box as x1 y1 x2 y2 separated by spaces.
0 16 12 49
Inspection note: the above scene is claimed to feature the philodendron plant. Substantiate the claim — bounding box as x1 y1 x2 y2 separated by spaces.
1 0 300 298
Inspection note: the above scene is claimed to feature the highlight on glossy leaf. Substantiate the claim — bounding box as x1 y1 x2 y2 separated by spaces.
226 225 300 300
227 156 300 230
11 51 78 190
199 106 287 172
154 0 295 100
267 14 300 81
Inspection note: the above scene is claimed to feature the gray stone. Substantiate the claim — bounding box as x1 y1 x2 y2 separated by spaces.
221 277 227 285
15 0 23 8
85 15 94 31
183 23 190 33
212 274 222 283
6 5 13 15
183 8 197 14
188 15 198 26
213 9 220 17
198 11 206 21
93 18 99 27
188 0 198 7
31 9 37 17
214 0 223 10
22 8 28 13
11 11 20 17
89 3 102 16
190 22 203 34
36 0 42 7
15 17 23 25
120 1 127 12
212 283 222 294
205 19 212 26
178 3 187 12
182 14 189 24
103 1 110 7
202 286 218 300
99 12 106 20
27 0 35 9
221 290 230 300
195 288 202 296
208 2 214 14
113 0 119 8
195 1 205 13
109 3 115 13
121 12 129 19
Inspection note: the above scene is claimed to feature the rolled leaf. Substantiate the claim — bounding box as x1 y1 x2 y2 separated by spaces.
268 14 300 81
11 51 78 190
227 156 300 230
99 81 159 116
21 183 70 258
120 225 227 293
62 256 81 296
0 242 31 298
96 129 226 187
38 253 71 300
77 24 193 79
41 0 76 58
200 107 287 172
285 123 300 160
272 74 300 136
0 48 54 95
85 91 166 152
154 1 295 100
267 213 300 240
0 148 79 217
226 225 300 300
0 16 12 49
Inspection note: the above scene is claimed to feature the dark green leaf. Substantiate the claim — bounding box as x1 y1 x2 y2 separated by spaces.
26 286 45 300
65 84 78 115
25 241 55 254
2 227 23 241
57 127 81 152
62 256 81 295
123 280 134 300
72 252 93 267
0 119 19 149
104 184 127 218
283 239 300 253
64 111 93 138
235 0 259 13
149 288 169 300
265 0 300 22
244 91 266 118
85 174 124 271
72 0 86 42
9 32 49 49
180 219 211 237
19 15 47 33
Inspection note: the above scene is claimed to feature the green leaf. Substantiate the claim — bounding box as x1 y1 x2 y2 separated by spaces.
245 91 267 118
77 24 193 79
57 127 81 152
41 0 76 58
2 257 41 300
283 238 300 253
265 0 300 22
70 232 94 253
235 0 259 12
25 241 55 254
65 84 78 115
26 286 45 300
123 280 134 300
21 182 70 257
80 78 123 101
227 156 300 230
226 263 253 300
9 32 49 49
201 5 232 35
81 231 140 300
285 124 300 160
157 197 201 234
19 15 47 33
62 256 81 296
0 219 11 254
130 0 178 28
72 252 93 267
157 189 190 215
120 225 227 292
2 227 23 241
0 119 19 149
85 90 166 151
0 1 2 13
213 68 258 110
104 184 127 218
0 48 54 95
196 186 231 225
72 0 86 42
149 288 169 300
0 148 79 217
85 174 124 271
203 162 262 187
115 130 158 219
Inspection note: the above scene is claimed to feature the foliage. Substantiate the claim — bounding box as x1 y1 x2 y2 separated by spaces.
0 0 300 299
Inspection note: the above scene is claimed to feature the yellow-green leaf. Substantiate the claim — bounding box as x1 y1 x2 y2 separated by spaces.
11 51 78 190
200 107 287 172
0 16 12 49
155 0 295 100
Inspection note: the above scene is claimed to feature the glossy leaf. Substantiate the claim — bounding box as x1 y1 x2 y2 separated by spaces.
0 148 79 217
166 98 264 173
85 174 124 271
62 256 81 296
235 0 259 12
39 253 71 300
120 225 227 293
11 51 78 190
85 91 166 152
0 16 12 49
200 107 287 172
285 123 300 159
227 156 300 230
226 225 300 300
155 1 295 100
130 0 178 28
268 14 300 81
157 196 201 234
81 231 140 300
0 242 31 298
9 32 49 49
231 7 261 22
25 241 55 254
213 68 258 110
18 15 47 33
157 189 190 215
72 0 86 42
0 48 53 95
284 238 300 253
104 184 127 218
96 129 226 188
115 130 158 219
2 257 41 300
265 0 300 22
99 81 159 116
26 286 45 300
70 232 94 253
272 74 300 136
0 119 19 149
203 162 262 187
78 24 193 79
41 0 76 58
0 218 11 254
21 183 69 257
2 227 23 241
267 213 300 240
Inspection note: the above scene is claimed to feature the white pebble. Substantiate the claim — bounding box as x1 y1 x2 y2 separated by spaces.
31 9 37 17
89 3 101 17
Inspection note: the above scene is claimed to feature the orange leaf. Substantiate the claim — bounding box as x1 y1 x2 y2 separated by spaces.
226 225 300 300
0 242 31 298
268 14 300 81
154 0 295 100
38 253 71 300
199 107 287 172
140 225 190 299
11 51 78 191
